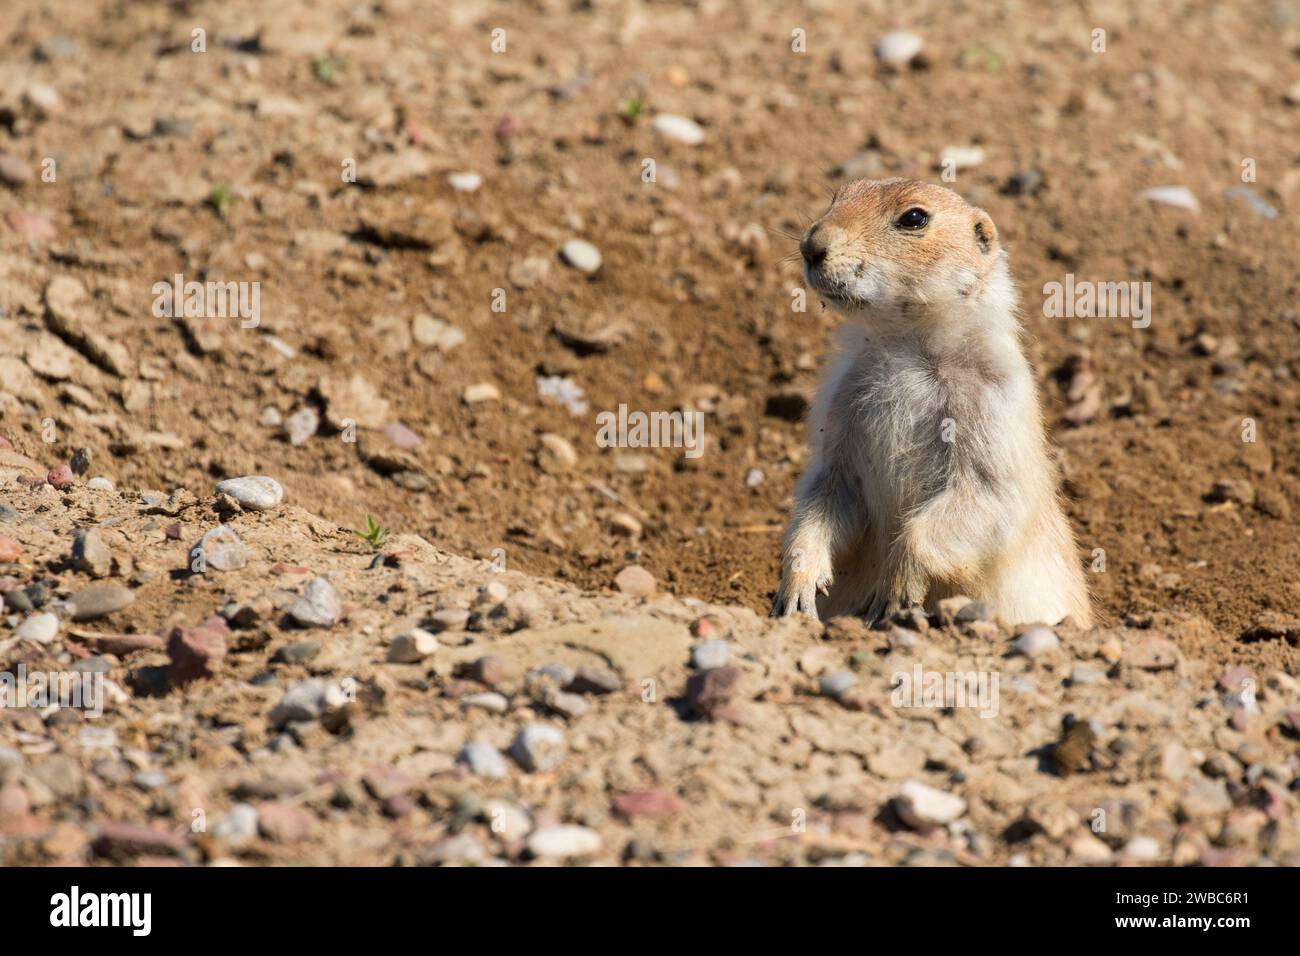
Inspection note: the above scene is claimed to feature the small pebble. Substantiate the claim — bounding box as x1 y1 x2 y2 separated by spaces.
1012 627 1059 658
214 476 284 511
15 612 58 644
448 171 482 193
387 628 438 663
1137 186 1199 212
527 824 602 859
69 584 134 621
195 526 247 573
651 113 705 145
510 724 565 772
875 30 923 67
614 565 656 597
287 577 341 628
894 780 966 831
458 741 508 779
691 639 730 670
461 692 509 714
819 671 856 697
560 239 602 274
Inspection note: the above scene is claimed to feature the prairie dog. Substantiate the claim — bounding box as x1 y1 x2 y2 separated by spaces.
772 178 1091 628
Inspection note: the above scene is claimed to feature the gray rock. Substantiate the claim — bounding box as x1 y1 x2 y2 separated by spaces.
510 724 566 772
461 692 509 714
214 803 260 845
819 671 856 697
283 407 320 446
458 741 508 779
429 608 471 632
269 678 347 727
195 525 247 572
214 476 284 511
287 577 341 628
528 662 575 687
1012 627 1059 658
691 639 730 670
1068 663 1107 686
132 770 168 791
71 528 113 578
387 628 437 663
542 689 590 719
567 666 621 695
69 584 134 621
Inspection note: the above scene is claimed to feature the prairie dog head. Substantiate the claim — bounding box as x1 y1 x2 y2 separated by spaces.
801 178 1003 318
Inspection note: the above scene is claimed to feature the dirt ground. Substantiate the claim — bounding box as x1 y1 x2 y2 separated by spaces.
1 0 1299 867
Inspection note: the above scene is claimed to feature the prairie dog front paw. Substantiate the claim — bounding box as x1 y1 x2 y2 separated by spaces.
770 547 833 620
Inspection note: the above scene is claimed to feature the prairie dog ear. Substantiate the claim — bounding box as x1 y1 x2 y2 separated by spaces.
972 209 998 255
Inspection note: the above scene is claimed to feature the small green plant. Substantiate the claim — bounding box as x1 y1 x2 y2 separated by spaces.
312 53 344 83
354 514 391 551
958 45 1004 72
208 183 235 217
620 96 643 121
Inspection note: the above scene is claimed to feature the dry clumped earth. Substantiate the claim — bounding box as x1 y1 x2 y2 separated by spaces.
0 0 1299 865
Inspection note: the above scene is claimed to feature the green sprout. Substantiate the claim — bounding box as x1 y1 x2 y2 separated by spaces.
312 53 344 83
958 45 1004 72
208 183 235 217
354 514 391 552
620 96 643 121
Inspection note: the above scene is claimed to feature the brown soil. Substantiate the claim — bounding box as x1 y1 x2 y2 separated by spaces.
0 0 1299 866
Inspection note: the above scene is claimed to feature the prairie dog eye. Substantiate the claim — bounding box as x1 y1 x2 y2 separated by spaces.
896 207 929 230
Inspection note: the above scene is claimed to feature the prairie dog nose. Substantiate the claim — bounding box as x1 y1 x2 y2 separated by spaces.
800 224 829 267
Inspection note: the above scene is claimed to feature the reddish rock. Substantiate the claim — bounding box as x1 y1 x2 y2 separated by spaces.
166 616 229 685
465 654 512 687
46 463 74 490
0 536 20 563
0 436 11 450
1217 665 1253 690
164 522 183 540
691 614 721 638
685 665 742 717
613 789 684 819
93 821 185 859
362 766 414 801
257 802 316 842
4 208 56 243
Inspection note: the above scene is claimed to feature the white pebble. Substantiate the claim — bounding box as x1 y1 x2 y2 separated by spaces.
214 475 284 511
15 612 59 644
448 171 482 193
894 780 966 830
1012 627 1059 658
875 30 923 67
527 824 602 859
1137 186 1199 213
651 113 705 145
560 238 602 274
